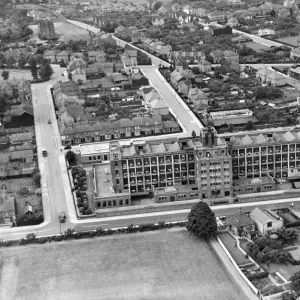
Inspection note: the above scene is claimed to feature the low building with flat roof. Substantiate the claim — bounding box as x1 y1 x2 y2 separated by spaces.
250 208 283 234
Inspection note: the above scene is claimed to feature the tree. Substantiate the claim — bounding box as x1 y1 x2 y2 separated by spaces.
273 227 298 245
66 150 76 166
153 1 163 10
245 120 255 130
191 66 200 74
18 55 27 69
35 54 45 65
26 233 36 243
31 59 38 80
1 70 9 80
33 172 41 188
186 201 217 239
228 123 234 132
39 61 53 81
290 271 300 289
7 56 16 68
0 54 6 67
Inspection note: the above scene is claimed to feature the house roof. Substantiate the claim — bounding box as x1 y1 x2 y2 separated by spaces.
227 210 254 228
250 208 281 224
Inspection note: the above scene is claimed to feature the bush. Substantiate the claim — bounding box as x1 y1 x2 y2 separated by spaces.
19 238 27 245
106 229 114 235
54 235 63 242
74 232 81 239
139 223 154 232
1 241 11 247
247 271 269 281
89 231 96 237
37 237 48 244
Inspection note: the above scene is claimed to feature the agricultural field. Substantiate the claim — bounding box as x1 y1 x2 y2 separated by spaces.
28 22 90 43
0 230 249 300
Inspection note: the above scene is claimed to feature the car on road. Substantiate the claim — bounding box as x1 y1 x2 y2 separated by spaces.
64 145 72 150
42 148 48 157
59 211 66 223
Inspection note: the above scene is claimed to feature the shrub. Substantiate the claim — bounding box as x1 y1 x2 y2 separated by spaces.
19 238 27 245
89 231 96 237
106 229 114 235
247 271 269 281
26 233 36 243
37 237 48 244
139 223 154 232
74 232 81 239
54 235 63 242
0 241 11 247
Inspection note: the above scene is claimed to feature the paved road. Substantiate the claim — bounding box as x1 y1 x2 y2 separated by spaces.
209 22 287 48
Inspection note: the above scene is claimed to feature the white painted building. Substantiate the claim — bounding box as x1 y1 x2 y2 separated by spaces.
250 208 283 235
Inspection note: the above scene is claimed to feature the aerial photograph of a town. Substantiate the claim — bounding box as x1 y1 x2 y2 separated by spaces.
6 0 300 299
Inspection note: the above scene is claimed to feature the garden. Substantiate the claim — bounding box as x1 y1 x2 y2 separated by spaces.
70 165 92 216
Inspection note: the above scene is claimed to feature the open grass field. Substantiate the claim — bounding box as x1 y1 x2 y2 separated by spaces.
29 22 90 43
245 41 271 51
277 36 298 47
0 229 248 300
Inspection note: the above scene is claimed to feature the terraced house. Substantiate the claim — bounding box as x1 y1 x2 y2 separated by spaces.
60 115 180 145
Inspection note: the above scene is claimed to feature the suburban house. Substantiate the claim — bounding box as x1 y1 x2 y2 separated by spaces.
4 103 34 128
132 31 146 43
198 60 212 73
188 87 208 107
88 50 107 63
44 49 58 63
56 50 71 63
250 208 283 235
122 49 138 60
152 16 164 26
258 28 275 36
256 67 287 86
226 208 256 238
144 90 169 115
122 57 139 75
155 44 172 56
71 68 87 84
68 58 87 72
223 50 239 67
170 70 186 88
227 17 239 27
210 50 224 63
290 48 300 60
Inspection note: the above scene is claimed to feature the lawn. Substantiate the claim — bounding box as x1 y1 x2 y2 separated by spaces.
29 22 90 42
276 36 298 47
244 41 271 51
0 229 249 300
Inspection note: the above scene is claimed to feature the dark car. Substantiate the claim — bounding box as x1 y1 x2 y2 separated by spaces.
59 211 66 223
64 145 72 150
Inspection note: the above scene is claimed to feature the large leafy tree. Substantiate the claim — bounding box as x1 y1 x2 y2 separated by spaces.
186 201 217 239
290 271 300 289
39 61 53 81
7 56 16 68
1 70 9 80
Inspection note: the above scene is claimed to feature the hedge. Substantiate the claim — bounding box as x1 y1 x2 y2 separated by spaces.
247 271 269 281
1 221 188 248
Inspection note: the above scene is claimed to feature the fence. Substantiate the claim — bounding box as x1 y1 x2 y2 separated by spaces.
216 235 259 295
